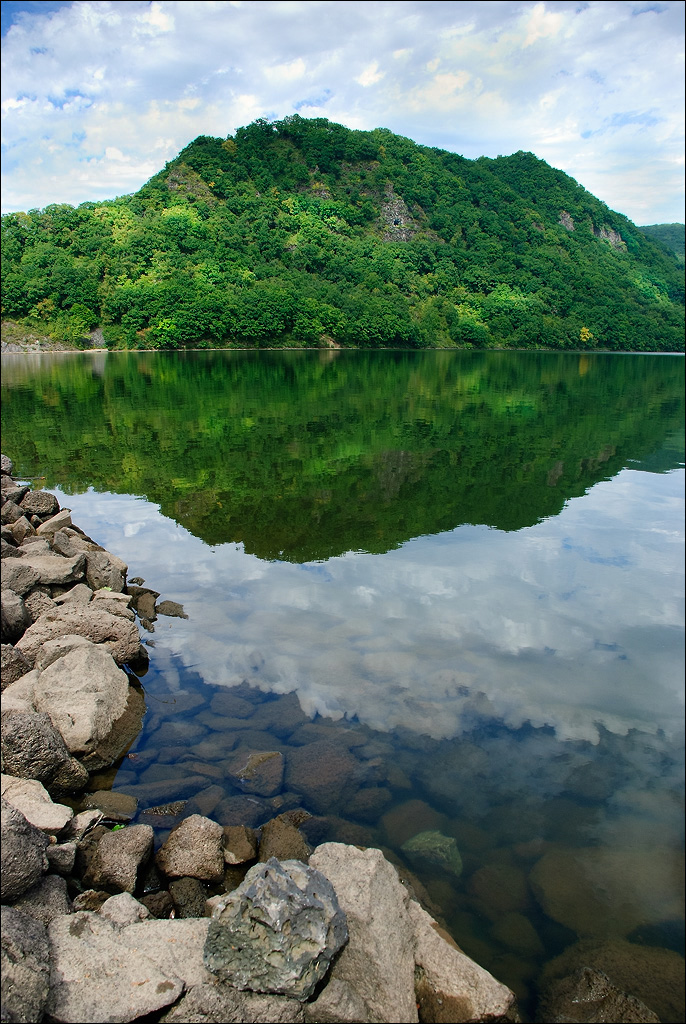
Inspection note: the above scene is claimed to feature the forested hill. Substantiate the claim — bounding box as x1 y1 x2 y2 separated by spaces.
1 116 684 351
638 223 685 263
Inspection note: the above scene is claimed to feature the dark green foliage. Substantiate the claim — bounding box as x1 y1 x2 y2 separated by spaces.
639 223 685 262
2 117 684 351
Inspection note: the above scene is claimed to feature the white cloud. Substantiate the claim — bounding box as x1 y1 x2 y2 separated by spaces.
0 0 683 222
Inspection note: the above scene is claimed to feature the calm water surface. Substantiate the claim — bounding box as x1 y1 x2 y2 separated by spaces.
2 350 684 1018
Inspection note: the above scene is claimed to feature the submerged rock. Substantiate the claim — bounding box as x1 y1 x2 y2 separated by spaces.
204 857 348 999
401 829 463 877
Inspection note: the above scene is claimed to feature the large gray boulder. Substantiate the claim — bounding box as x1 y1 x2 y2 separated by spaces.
160 982 305 1023
16 603 142 666
308 843 418 1024
20 490 59 517
1 588 32 642
408 898 519 1023
85 548 128 592
1 906 50 1024
16 548 86 586
12 874 73 927
204 857 348 1000
32 643 131 758
0 798 49 901
156 814 225 882
0 707 73 785
0 643 32 689
83 824 154 893
46 912 184 1023
1 774 73 834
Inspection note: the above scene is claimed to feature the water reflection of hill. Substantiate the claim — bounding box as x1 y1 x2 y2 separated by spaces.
2 350 683 561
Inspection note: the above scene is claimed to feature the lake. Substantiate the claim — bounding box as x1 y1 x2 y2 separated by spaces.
2 349 684 1019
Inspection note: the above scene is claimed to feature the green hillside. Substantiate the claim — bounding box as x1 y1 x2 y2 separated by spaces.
639 223 685 262
2 116 684 351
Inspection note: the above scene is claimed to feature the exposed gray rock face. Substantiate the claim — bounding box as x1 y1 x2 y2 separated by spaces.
83 823 154 893
16 603 142 666
36 508 73 537
85 548 128 592
100 893 151 927
204 857 348 1000
46 912 184 1023
23 585 56 621
1 455 13 475
1 537 22 558
34 632 93 671
409 898 519 1023
536 966 660 1023
46 841 77 875
1 643 31 688
20 490 59 517
32 643 131 757
12 874 73 926
223 824 258 865
17 548 86 586
51 582 93 607
309 842 418 1023
1 587 32 640
119 918 214 989
10 516 36 544
1 906 50 1024
160 982 306 1023
0 500 25 526
0 707 72 785
1 774 74 833
0 798 49 901
156 813 225 882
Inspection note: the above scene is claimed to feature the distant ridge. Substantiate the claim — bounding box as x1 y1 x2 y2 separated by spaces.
1 116 683 351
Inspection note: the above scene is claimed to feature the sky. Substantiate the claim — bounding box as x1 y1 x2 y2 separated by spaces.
1 0 684 224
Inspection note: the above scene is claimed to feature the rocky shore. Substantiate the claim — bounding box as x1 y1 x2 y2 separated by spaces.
1 454 678 1023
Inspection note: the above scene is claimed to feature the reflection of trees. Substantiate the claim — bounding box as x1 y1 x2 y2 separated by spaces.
2 351 683 561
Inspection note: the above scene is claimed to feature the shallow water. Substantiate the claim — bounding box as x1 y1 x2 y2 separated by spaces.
2 349 684 1018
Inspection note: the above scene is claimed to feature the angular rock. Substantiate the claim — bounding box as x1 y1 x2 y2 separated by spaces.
83 823 154 893
1 455 14 475
12 874 73 926
408 898 518 1023
17 548 86 586
204 857 348 999
20 490 59 517
100 892 152 927
34 632 94 670
156 599 188 618
10 515 36 544
50 755 89 792
1 536 21 558
51 582 93 607
1 499 25 526
401 830 463 877
156 813 225 882
85 548 128 592
223 824 258 865
1 774 73 833
72 890 112 913
140 890 175 919
1 587 32 641
0 798 49 901
169 876 210 918
120 917 213 988
82 790 138 822
0 906 50 1024
46 841 77 875
16 603 142 666
309 842 418 1023
0 668 39 712
36 508 73 536
0 707 72 785
258 816 310 863
160 982 306 1023
46 912 184 1023
304 977 371 1024
536 966 660 1023
23 585 56 621
1 643 31 688
32 643 131 756
80 683 146 772
228 749 285 796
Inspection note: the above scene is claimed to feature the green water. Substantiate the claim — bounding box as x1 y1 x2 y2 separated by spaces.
2 349 684 1020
